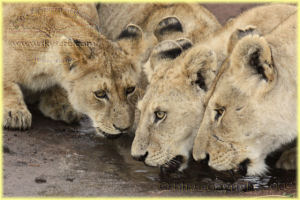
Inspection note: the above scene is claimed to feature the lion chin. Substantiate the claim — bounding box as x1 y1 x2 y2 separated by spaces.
158 156 189 175
95 128 123 140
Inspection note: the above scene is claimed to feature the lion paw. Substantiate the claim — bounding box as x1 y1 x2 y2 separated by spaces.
276 147 296 170
39 102 82 124
3 107 32 130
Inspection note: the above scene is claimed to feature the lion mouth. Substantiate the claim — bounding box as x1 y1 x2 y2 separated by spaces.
236 158 250 176
96 128 122 140
160 155 184 174
201 153 250 177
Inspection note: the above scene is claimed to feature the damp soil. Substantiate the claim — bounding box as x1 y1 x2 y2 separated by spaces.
3 3 297 197
3 105 296 197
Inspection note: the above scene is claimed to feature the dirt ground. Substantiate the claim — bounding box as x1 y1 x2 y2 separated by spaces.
3 3 297 197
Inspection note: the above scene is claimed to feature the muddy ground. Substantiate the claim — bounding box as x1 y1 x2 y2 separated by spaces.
3 3 297 197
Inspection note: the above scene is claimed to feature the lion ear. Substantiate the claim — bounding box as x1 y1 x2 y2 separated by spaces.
117 23 143 41
116 24 144 57
230 35 275 83
227 25 260 54
154 16 183 41
183 46 218 92
144 40 183 81
59 36 95 72
149 38 192 67
175 38 193 51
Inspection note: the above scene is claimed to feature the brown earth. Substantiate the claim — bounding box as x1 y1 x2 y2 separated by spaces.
3 3 296 197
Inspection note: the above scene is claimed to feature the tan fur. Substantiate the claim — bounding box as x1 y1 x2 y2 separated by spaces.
3 3 141 137
131 4 297 171
193 13 297 175
97 3 220 72
97 3 220 41
97 3 221 133
38 86 83 123
76 3 100 31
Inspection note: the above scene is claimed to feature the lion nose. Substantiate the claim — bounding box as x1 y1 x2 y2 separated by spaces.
196 153 210 165
113 124 130 132
238 158 250 176
132 151 148 162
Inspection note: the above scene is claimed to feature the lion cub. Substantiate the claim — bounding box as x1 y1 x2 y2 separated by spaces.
97 3 221 132
193 12 297 176
131 4 296 173
3 3 141 139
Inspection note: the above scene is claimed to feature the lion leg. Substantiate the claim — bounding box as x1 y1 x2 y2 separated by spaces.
276 147 296 170
3 81 32 130
38 86 83 124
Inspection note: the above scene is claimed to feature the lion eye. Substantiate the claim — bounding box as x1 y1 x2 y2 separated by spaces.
154 111 166 122
94 90 108 99
214 107 225 121
126 86 135 96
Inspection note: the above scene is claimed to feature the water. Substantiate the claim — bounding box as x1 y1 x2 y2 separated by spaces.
3 108 297 196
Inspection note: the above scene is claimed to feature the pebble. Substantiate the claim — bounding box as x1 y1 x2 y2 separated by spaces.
35 176 47 184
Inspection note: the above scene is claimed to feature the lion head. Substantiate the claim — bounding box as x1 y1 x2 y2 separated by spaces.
131 39 219 172
57 35 142 139
193 30 297 176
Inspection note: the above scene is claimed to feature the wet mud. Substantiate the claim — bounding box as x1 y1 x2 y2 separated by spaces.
3 3 297 197
3 106 296 197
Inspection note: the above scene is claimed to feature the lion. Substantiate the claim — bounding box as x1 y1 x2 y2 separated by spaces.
193 12 297 176
3 3 142 139
130 4 297 172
